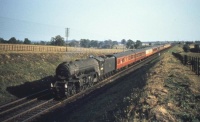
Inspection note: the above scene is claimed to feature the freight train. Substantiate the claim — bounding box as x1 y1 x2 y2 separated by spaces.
50 44 171 98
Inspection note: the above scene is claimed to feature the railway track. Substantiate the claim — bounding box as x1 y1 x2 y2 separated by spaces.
0 48 170 122
0 89 51 122
1 98 57 122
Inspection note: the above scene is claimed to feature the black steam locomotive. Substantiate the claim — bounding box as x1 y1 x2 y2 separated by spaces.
51 55 116 98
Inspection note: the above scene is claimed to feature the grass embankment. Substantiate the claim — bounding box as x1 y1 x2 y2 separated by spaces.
0 51 110 104
117 46 200 121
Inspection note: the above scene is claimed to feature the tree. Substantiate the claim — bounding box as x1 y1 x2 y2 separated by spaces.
8 37 17 44
50 37 55 45
90 40 98 47
134 40 142 49
121 39 126 51
40 41 46 45
154 41 160 45
0 38 5 43
194 44 200 52
126 39 135 49
24 38 31 44
183 44 190 52
112 41 118 46
17 40 23 44
69 40 79 47
121 39 126 45
111 41 118 49
51 35 65 46
80 39 90 47
98 41 104 48
195 41 200 44
103 40 113 48
185 41 193 45
55 35 65 46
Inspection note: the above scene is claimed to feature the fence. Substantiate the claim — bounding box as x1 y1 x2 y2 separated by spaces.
0 44 67 52
67 47 124 54
0 44 124 54
172 52 200 76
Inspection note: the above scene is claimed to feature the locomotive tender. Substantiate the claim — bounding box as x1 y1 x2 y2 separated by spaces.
51 44 171 98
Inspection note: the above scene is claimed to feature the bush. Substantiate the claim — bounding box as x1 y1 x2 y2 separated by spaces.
183 44 190 52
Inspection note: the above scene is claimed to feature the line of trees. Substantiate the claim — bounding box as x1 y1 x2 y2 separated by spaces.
70 39 143 49
121 39 142 49
76 39 118 48
0 35 65 46
0 37 31 44
182 41 200 53
0 35 144 49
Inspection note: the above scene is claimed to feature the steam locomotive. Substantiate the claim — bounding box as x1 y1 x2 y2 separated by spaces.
50 44 171 98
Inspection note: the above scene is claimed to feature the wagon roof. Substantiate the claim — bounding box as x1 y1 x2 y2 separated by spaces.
133 48 146 53
113 50 135 58
144 45 164 49
113 48 147 57
113 45 165 58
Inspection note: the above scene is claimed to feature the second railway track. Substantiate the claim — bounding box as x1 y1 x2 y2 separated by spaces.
0 89 51 122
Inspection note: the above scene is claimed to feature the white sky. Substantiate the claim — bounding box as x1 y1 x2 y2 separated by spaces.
0 0 200 41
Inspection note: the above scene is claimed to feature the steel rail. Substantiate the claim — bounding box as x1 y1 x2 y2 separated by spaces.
0 89 48 111
2 99 54 122
0 93 50 116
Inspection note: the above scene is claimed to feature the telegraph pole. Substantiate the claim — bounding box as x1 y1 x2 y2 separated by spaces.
65 28 69 42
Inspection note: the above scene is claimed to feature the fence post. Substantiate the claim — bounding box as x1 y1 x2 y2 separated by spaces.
184 55 187 65
193 57 195 72
191 57 192 70
192 57 194 71
195 57 197 74
196 57 198 75
194 57 196 74
189 56 192 69
198 58 200 76
181 55 184 64
196 58 199 76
